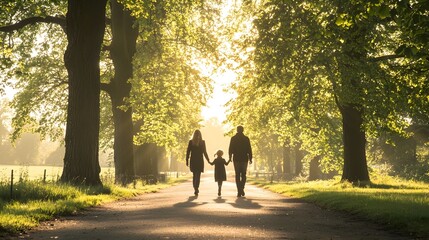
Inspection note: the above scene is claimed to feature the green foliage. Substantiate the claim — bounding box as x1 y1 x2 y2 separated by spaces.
1 0 220 157
252 176 429 238
0 1 67 142
0 0 65 19
392 1 429 124
9 32 68 142
2 0 428 181
395 0 429 58
99 91 115 151
226 0 345 172
129 0 221 160
226 0 429 177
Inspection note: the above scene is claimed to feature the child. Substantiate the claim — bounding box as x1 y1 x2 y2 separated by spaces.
210 150 231 196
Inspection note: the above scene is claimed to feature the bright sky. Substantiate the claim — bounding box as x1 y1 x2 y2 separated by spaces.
201 69 237 124
199 1 240 125
3 85 17 100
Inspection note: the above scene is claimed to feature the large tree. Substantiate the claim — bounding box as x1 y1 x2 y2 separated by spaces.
101 0 138 185
127 0 220 176
60 0 107 185
227 0 429 183
1 1 116 185
100 0 220 183
1 0 107 185
0 1 140 185
1 0 219 186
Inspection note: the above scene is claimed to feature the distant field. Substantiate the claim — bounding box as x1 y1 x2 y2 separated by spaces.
0 165 115 182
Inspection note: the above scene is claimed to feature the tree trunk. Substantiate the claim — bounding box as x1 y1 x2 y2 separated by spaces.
282 144 292 179
170 152 179 172
157 145 168 172
108 0 139 185
61 0 107 185
111 98 134 185
294 143 303 176
308 155 322 180
134 143 158 182
340 104 370 183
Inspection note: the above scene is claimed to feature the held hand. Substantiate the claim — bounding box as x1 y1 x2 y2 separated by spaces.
249 160 253 165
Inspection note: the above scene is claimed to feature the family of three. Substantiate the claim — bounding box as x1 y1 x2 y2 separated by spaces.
186 126 253 197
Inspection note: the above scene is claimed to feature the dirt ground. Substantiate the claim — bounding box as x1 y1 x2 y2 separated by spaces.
12 172 413 239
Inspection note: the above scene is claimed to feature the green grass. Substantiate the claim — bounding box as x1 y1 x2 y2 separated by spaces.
0 176 188 235
250 175 429 238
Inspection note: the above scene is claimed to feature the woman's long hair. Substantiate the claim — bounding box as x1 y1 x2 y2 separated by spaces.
191 130 202 146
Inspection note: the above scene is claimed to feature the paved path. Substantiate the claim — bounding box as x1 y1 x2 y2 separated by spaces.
22 172 410 239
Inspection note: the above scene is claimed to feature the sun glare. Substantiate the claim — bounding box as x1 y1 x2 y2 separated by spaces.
201 69 237 124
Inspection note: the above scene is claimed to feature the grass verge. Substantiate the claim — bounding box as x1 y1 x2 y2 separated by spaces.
0 176 188 235
250 175 429 238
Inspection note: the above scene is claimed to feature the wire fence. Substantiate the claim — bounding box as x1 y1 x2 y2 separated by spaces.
0 166 187 201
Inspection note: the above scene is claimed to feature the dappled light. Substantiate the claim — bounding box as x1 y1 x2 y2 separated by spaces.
1 0 429 238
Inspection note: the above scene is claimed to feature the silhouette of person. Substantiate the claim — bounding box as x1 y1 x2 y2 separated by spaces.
228 126 252 197
186 130 210 196
209 150 231 196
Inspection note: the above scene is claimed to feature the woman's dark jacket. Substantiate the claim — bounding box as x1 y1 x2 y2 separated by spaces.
186 140 209 173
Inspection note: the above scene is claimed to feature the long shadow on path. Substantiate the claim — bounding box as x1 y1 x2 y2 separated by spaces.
229 197 262 209
173 196 208 208
24 173 412 240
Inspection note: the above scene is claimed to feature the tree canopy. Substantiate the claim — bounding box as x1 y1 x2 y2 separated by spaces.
226 0 429 182
1 0 428 184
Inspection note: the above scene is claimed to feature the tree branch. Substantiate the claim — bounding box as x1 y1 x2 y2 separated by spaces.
0 16 66 33
369 54 402 62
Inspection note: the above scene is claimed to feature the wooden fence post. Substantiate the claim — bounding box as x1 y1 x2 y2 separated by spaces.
10 169 13 200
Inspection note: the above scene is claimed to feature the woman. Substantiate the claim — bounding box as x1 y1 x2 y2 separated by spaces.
186 130 210 196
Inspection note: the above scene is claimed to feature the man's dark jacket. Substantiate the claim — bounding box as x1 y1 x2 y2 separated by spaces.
229 133 252 162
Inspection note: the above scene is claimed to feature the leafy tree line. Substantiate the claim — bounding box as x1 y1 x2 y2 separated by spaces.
0 0 220 185
3 0 426 186
226 0 429 183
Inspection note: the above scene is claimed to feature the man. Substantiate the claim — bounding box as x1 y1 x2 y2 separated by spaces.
228 125 252 197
